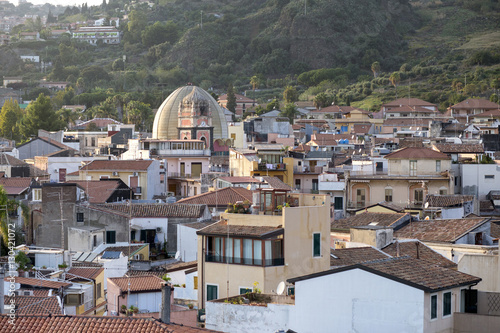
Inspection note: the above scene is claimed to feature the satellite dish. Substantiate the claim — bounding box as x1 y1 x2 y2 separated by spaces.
276 281 285 295
424 202 429 209
175 251 180 260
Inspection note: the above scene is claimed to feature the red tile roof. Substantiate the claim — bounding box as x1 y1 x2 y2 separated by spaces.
217 176 262 184
260 176 292 190
108 275 165 293
80 160 153 171
71 117 122 129
70 180 126 203
433 143 484 154
93 203 207 218
384 147 450 160
382 240 457 269
177 187 253 207
7 277 71 289
308 133 338 146
383 98 437 108
290 257 481 292
0 153 27 166
395 218 489 243
0 177 32 188
450 98 500 110
330 247 390 267
0 315 219 332
470 109 500 118
4 296 62 315
197 220 283 238
424 194 475 208
66 267 104 280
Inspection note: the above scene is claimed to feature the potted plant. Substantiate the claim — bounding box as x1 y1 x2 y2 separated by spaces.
121 305 127 314
187 303 194 310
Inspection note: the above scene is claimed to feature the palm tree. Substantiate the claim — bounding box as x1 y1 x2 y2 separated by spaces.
250 75 259 106
389 72 401 99
371 61 381 78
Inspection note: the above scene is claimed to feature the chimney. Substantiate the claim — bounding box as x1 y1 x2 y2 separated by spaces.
160 283 172 324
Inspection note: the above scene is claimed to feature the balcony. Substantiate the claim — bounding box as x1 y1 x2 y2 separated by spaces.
346 200 422 210
168 172 200 180
205 254 284 267
257 163 287 171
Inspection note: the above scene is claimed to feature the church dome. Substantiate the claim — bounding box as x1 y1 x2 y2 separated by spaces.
152 85 228 140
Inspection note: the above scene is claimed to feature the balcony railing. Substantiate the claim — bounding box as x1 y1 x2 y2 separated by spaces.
205 254 284 267
168 172 201 179
346 200 423 210
257 163 287 171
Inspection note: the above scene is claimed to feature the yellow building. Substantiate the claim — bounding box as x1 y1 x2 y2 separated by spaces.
67 267 106 315
229 145 294 187
78 159 163 200
197 191 331 308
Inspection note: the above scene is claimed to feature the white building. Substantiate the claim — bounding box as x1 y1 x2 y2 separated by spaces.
72 26 120 45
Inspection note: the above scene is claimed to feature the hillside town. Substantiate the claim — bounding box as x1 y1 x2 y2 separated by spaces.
0 84 498 333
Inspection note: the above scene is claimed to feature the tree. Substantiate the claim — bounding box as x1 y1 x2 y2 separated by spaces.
125 10 148 44
371 61 381 78
142 21 179 47
226 83 237 114
57 108 79 128
250 75 260 103
20 94 65 140
280 103 299 124
389 72 401 99
283 86 298 104
112 58 124 71
125 101 152 131
313 93 332 109
0 99 21 142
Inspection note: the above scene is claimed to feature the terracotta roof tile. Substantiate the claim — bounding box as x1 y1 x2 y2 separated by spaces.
360 257 480 291
451 98 500 110
0 153 27 166
332 212 409 230
80 160 153 171
108 275 165 293
97 244 147 257
433 143 484 154
16 289 50 297
384 147 450 160
480 200 495 212
330 247 390 267
260 176 292 190
0 315 219 332
66 267 104 280
290 257 481 292
92 203 207 218
7 277 71 289
0 177 32 188
70 180 126 203
197 220 283 238
491 222 500 239
382 240 457 269
383 98 437 108
471 109 500 118
177 187 253 207
217 176 262 184
309 133 338 146
395 218 489 243
4 296 62 315
425 194 475 208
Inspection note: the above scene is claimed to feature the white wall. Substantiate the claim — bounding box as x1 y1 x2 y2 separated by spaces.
177 224 198 262
461 164 500 199
290 268 425 333
174 270 198 301
206 301 291 333
98 256 128 290
128 291 162 313
131 217 168 246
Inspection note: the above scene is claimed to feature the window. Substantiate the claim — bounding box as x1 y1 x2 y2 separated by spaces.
436 160 441 172
385 188 393 202
96 283 102 299
76 212 84 222
106 231 116 244
239 288 252 295
410 160 417 176
93 235 97 248
33 188 41 201
65 293 83 305
485 175 494 179
295 179 301 190
440 189 447 195
431 294 438 320
312 179 318 191
313 233 321 257
334 197 343 210
207 284 218 302
356 189 366 208
443 292 452 317
414 189 424 204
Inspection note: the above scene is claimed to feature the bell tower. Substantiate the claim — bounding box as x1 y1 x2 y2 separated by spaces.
178 87 214 150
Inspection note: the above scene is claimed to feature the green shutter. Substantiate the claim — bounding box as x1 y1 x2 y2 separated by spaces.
313 233 321 257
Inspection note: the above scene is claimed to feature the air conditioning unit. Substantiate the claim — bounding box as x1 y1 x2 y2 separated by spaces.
112 171 118 176
156 227 162 233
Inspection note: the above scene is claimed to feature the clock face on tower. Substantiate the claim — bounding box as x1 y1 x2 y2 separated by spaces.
200 121 207 127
